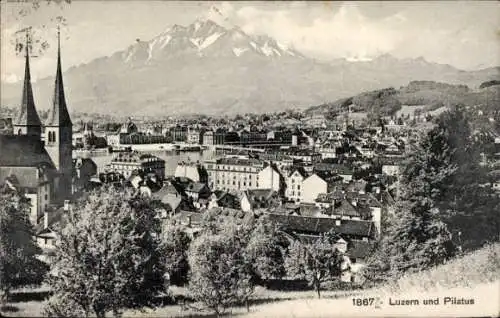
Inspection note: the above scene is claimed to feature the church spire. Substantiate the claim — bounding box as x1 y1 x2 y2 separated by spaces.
14 32 42 134
46 26 72 127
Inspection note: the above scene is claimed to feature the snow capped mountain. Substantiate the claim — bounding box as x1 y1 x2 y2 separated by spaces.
121 19 303 63
1 18 498 117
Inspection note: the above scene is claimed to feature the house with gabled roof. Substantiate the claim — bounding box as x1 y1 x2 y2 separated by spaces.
285 167 308 203
240 188 280 212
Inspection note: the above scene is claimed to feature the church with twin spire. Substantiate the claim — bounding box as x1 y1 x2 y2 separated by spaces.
0 30 74 225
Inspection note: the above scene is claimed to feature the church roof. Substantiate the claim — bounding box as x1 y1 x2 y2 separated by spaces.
45 33 72 127
0 167 39 189
15 43 42 128
0 135 54 168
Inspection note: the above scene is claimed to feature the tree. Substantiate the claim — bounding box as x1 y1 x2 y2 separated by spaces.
434 107 500 250
365 114 459 284
44 186 167 318
364 201 456 285
200 211 286 283
188 229 252 316
0 186 48 307
285 232 343 298
161 225 191 286
245 215 286 282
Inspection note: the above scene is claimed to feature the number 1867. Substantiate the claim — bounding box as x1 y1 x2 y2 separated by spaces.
352 298 375 306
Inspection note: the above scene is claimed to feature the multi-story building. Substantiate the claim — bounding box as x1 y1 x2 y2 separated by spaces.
213 128 227 145
301 171 342 203
187 128 202 144
285 167 308 203
170 125 188 142
317 140 339 159
283 148 322 165
108 151 165 180
239 129 268 144
258 153 294 173
174 161 208 183
314 163 353 183
204 156 280 192
202 130 214 145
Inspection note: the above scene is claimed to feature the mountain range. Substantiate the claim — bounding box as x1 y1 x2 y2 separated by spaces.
1 18 499 116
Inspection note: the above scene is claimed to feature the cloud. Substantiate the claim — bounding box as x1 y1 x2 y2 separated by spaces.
229 3 403 61
212 1 499 69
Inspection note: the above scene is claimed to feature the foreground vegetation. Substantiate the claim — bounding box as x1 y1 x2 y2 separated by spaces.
4 243 498 317
243 243 500 318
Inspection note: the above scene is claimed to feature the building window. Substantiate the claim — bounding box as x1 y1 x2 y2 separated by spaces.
45 194 48 200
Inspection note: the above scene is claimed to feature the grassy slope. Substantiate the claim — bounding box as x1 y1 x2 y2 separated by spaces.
4 244 499 317
243 243 500 318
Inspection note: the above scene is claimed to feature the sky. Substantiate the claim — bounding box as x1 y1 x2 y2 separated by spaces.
1 1 499 83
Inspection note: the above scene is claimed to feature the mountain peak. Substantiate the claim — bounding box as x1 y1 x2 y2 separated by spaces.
120 17 307 64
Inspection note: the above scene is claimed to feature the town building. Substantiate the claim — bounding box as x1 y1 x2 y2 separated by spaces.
72 158 98 194
108 151 165 180
240 188 280 212
187 128 202 144
119 118 138 134
314 163 353 183
380 157 404 177
0 118 13 135
204 156 281 192
170 125 188 142
283 148 322 165
285 167 308 203
184 181 211 201
174 161 208 183
301 171 341 203
202 130 214 145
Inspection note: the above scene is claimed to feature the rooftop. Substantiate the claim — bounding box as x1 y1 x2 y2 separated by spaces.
267 213 375 238
213 157 264 167
0 135 55 168
111 151 165 163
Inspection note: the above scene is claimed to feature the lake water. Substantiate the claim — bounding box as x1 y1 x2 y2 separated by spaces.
87 149 217 176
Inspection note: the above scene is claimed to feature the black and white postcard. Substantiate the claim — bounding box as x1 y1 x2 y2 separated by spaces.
1 1 499 317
